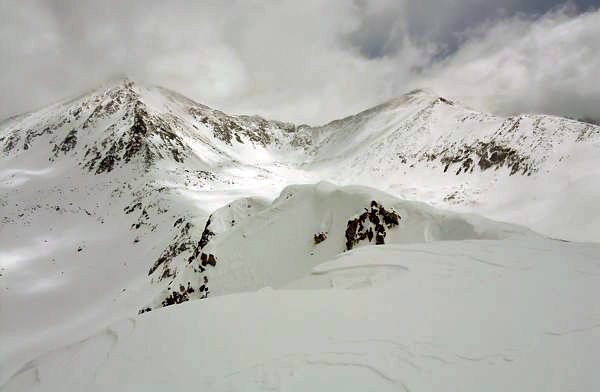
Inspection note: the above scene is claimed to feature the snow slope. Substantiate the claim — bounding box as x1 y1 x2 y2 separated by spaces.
298 89 600 242
0 78 315 385
1 78 600 390
156 182 537 309
4 238 600 391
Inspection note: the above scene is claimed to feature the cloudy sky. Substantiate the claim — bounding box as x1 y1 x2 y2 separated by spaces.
1 0 599 124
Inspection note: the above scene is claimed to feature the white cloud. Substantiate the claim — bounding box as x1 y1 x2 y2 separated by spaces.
421 7 600 120
1 1 599 124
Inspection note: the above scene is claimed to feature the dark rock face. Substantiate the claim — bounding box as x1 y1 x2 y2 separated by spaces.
345 201 401 251
437 141 533 176
345 219 360 251
146 211 223 312
123 104 148 163
138 307 152 314
189 107 297 147
53 129 78 155
148 218 194 277
95 154 117 174
313 232 327 244
85 100 189 174
380 206 399 226
198 216 215 250
196 252 218 268
437 97 454 105
159 280 210 307
186 215 218 267
200 253 217 267
0 81 194 175
1 133 20 153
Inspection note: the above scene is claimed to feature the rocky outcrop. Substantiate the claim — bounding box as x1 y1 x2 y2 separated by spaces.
145 211 221 311
189 107 298 148
433 140 533 176
313 232 327 244
53 129 78 155
83 100 189 174
345 201 401 251
198 217 216 250
160 281 206 307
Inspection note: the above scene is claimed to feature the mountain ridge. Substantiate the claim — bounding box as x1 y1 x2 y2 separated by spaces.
2 78 599 242
4 78 598 177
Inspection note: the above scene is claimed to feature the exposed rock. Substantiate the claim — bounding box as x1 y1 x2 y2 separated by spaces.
123 104 148 163
54 129 78 155
379 206 400 227
198 216 215 249
207 254 217 267
138 307 152 314
173 217 184 227
438 141 533 176
200 253 217 267
345 201 401 250
2 133 20 153
124 202 142 214
148 219 196 278
345 219 360 250
95 154 117 174
313 232 327 244
161 288 190 307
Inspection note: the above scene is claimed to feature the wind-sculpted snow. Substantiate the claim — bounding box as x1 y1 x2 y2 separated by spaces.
153 182 538 308
4 238 600 391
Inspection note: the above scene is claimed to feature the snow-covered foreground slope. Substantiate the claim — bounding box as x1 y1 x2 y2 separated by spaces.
4 238 600 391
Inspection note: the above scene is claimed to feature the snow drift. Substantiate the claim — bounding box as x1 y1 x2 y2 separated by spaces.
153 182 538 308
4 238 600 391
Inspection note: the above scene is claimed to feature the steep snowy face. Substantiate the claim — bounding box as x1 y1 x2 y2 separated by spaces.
305 88 600 177
0 78 307 175
298 89 600 242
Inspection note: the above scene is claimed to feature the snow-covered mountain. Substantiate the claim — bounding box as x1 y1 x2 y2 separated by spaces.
299 88 600 242
1 78 599 391
2 79 599 243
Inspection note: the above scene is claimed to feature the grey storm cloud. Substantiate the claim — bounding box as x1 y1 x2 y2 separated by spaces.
1 0 599 124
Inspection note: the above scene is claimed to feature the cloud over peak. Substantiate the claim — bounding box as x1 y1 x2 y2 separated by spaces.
1 0 599 124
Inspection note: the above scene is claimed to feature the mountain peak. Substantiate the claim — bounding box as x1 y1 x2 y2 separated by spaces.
104 73 135 87
403 88 455 106
405 87 437 97
331 88 453 124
